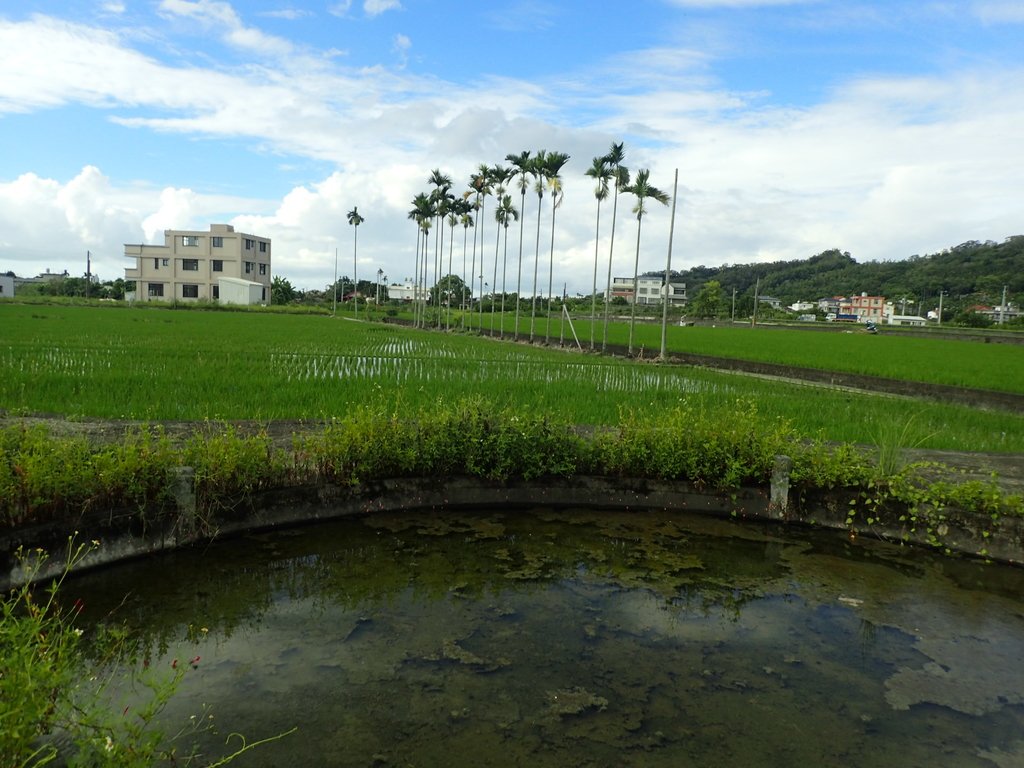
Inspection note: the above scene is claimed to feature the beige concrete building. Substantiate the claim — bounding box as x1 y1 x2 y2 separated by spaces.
610 275 688 306
124 224 271 304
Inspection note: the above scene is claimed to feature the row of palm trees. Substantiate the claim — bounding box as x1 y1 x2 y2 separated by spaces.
402 142 671 350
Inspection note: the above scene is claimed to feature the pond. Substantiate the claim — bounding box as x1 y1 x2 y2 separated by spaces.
68 508 1024 767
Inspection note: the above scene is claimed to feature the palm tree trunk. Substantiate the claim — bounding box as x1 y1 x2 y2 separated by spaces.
490 216 500 335
461 223 468 318
590 198 602 350
529 194 542 341
603 182 620 351
514 189 526 340
353 225 358 320
545 201 557 344
500 224 510 332
435 217 443 328
628 217 644 355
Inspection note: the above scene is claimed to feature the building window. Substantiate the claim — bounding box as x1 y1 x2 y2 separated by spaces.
259 263 267 276
245 262 253 274
147 283 164 297
162 258 169 266
182 259 199 271
245 238 254 250
259 241 267 253
182 236 199 246
182 284 199 298
213 286 220 299
153 258 160 269
212 237 223 248
212 260 223 272
262 287 266 302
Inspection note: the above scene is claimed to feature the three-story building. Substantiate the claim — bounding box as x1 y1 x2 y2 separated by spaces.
124 224 271 304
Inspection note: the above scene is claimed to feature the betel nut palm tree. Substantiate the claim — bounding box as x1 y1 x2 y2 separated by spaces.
488 165 512 335
428 169 453 326
585 155 612 349
466 165 490 318
495 192 519 334
541 151 570 343
408 192 434 328
505 150 532 340
623 168 670 355
347 206 365 319
603 142 629 352
527 149 549 341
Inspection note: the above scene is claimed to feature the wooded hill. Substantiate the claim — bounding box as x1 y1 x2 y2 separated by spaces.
653 236 1023 310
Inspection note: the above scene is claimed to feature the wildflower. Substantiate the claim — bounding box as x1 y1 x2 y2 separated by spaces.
104 736 114 753
72 628 84 637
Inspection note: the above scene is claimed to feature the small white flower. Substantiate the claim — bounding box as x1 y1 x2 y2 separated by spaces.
104 736 114 753
72 628 84 637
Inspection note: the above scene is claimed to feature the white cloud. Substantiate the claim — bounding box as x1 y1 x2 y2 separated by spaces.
364 0 401 17
973 1 1024 23
141 187 201 241
260 8 314 20
157 0 294 56
100 1 126 13
664 0 813 6
327 1 352 17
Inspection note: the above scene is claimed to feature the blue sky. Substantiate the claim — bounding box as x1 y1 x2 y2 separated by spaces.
2 0 1023 292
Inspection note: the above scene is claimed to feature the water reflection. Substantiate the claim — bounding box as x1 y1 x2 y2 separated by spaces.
69 508 1024 767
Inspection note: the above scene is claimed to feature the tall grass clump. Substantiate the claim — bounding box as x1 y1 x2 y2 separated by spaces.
182 426 292 526
592 399 795 488
0 426 178 528
293 397 583 484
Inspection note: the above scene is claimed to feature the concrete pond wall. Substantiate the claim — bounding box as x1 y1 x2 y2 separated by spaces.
4 462 1023 590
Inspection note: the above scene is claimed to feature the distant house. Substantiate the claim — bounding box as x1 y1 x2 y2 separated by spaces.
124 224 270 304
610 276 688 305
886 314 928 327
844 293 885 321
977 304 1022 324
389 282 427 302
758 295 782 310
818 296 844 314
0 274 13 298
789 301 815 312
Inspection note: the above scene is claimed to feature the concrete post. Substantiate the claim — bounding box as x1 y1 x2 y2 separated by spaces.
770 455 792 518
172 466 196 522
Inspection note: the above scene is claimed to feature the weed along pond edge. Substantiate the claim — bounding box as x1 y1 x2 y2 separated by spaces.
4 469 1024 590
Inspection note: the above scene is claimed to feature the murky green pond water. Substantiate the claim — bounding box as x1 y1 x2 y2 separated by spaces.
69 508 1024 767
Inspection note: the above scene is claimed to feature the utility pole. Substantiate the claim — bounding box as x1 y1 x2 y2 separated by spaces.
731 288 736 322
332 247 338 316
751 277 760 327
937 290 945 325
86 250 91 299
1000 285 1008 325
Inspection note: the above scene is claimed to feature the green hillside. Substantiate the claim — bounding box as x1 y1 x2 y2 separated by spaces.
659 236 1023 313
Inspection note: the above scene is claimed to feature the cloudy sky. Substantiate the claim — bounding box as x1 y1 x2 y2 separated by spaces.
1 0 1022 294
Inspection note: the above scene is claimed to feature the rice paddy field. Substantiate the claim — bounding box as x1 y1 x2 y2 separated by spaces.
455 309 1024 394
1 303 1022 451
